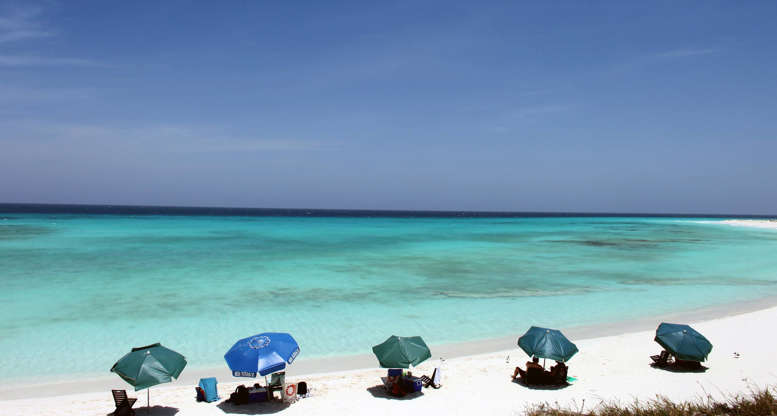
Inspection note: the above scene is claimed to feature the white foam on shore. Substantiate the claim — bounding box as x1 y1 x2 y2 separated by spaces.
689 219 777 230
720 219 777 230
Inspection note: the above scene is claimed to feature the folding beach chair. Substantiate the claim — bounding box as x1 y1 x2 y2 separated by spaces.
420 368 442 389
549 363 568 385
525 366 545 385
111 390 137 415
267 372 285 399
650 350 671 367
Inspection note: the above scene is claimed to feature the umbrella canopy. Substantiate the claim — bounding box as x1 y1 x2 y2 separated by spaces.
372 335 431 368
518 326 579 362
654 322 713 362
224 332 300 377
110 343 187 391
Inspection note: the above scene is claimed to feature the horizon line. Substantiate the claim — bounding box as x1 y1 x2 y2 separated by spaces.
0 201 775 218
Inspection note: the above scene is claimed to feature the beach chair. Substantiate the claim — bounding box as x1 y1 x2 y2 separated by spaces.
228 385 250 405
550 364 568 384
381 376 406 397
420 368 442 389
525 366 545 385
267 372 285 399
111 390 137 415
651 350 671 366
198 377 220 403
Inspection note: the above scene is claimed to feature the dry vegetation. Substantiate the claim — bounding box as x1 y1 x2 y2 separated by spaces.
526 386 777 416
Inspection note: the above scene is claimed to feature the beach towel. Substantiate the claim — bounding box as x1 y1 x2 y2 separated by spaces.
432 367 442 387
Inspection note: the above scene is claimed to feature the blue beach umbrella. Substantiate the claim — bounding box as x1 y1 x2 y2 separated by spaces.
224 332 300 377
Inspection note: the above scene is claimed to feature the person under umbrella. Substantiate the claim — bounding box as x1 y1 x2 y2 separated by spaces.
224 332 300 400
372 335 432 396
111 343 187 412
651 322 712 369
513 326 577 385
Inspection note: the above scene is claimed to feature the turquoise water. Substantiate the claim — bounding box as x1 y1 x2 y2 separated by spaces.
1 214 777 380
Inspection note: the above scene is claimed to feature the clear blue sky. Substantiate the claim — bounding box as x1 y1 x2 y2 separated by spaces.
1 1 775 213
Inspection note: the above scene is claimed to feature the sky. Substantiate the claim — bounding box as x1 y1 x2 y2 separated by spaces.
1 1 776 214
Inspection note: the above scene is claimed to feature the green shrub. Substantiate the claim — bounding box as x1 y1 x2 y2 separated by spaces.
526 386 777 416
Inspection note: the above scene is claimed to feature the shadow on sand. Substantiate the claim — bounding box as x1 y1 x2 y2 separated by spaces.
512 378 571 391
650 363 709 373
109 405 179 416
366 385 424 400
216 401 291 415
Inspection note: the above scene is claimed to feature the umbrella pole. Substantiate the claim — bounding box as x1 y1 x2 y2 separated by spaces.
147 389 150 414
543 358 546 369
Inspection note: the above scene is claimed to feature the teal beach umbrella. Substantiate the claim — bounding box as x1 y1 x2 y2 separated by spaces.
372 335 431 368
111 343 187 409
654 323 712 362
518 326 579 362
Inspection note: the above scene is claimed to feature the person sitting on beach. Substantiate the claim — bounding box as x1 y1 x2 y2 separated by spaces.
512 356 542 379
550 361 568 382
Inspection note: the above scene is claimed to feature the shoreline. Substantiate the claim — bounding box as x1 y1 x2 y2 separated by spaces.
719 219 777 230
6 296 777 416
4 292 777 401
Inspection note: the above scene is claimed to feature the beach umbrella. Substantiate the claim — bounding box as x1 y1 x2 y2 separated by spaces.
110 343 187 409
224 332 300 377
372 335 431 368
654 322 712 362
518 326 579 363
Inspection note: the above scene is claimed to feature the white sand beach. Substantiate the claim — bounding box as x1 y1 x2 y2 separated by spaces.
3 301 777 416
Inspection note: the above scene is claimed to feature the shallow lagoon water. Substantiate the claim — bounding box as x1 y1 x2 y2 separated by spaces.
1 212 776 380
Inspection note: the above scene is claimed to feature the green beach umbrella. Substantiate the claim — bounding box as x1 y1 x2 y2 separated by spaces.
518 326 579 363
111 343 187 409
654 322 712 362
372 335 431 368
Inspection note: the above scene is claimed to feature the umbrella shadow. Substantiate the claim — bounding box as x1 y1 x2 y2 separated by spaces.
650 362 709 373
366 385 424 400
511 378 571 390
109 406 179 416
216 400 291 414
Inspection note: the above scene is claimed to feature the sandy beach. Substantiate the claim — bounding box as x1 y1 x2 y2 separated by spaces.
3 299 777 416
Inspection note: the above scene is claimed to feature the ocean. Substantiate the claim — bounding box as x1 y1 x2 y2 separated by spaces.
1 204 776 381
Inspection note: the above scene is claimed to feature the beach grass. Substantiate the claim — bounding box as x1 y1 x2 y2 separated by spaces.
527 386 777 416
